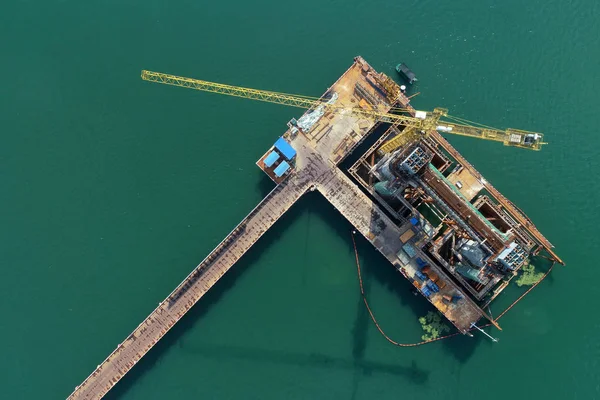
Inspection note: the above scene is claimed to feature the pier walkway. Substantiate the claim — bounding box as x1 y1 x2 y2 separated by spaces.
68 179 310 399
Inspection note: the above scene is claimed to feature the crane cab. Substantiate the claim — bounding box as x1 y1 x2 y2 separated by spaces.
505 130 545 150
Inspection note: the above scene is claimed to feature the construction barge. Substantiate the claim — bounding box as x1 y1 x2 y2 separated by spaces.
69 57 562 399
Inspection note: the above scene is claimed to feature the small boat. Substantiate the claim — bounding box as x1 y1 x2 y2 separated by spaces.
396 63 417 84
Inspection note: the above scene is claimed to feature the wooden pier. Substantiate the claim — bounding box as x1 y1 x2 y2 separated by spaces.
68 179 310 399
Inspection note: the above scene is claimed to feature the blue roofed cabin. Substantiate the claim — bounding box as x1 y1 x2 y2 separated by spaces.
274 161 290 178
256 137 296 183
274 137 297 160
263 151 280 168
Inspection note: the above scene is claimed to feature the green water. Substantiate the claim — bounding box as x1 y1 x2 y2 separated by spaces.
2 0 599 398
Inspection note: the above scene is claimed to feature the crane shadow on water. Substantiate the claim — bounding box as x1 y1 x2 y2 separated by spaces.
106 188 430 399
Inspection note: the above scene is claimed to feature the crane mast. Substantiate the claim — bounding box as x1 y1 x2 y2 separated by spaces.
141 70 546 151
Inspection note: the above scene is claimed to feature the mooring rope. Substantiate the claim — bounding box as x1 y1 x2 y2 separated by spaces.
495 261 555 321
350 231 554 346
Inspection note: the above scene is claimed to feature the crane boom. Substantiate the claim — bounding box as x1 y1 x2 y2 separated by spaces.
140 70 421 127
141 70 546 151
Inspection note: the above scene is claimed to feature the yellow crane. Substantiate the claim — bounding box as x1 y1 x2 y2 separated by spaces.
140 70 547 152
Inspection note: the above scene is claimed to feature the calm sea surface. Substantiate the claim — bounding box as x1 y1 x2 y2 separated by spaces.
2 0 599 398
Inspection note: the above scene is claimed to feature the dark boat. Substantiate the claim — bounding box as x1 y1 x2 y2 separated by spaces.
396 63 417 84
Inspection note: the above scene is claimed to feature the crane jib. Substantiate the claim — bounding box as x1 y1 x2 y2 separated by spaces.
140 70 545 151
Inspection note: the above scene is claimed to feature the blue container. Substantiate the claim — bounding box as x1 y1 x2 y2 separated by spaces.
410 217 420 226
415 271 426 281
402 243 417 258
416 257 427 268
451 295 463 304
421 287 432 297
427 281 440 293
